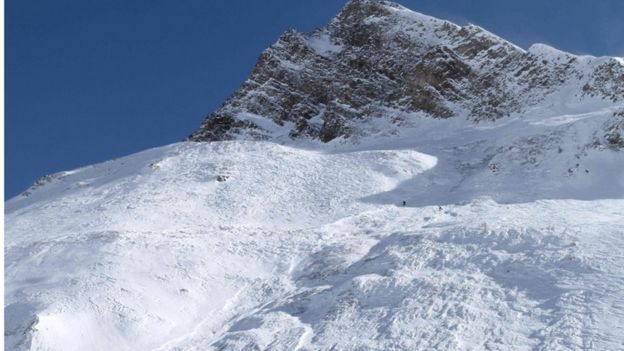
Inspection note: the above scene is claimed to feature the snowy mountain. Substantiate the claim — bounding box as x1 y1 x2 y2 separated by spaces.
5 1 624 350
188 0 624 145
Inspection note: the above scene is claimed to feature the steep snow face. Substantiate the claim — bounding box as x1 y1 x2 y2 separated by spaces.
6 106 624 350
188 0 624 143
5 141 438 351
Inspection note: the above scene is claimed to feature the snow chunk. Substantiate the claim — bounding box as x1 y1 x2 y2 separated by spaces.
278 59 304 71
236 112 293 136
386 2 458 29
462 24 525 52
306 33 343 57
528 43 576 61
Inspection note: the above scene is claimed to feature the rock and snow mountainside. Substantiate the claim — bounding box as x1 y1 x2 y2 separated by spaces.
188 0 624 144
5 1 624 350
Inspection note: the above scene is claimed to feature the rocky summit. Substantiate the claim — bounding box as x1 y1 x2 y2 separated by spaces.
188 0 624 144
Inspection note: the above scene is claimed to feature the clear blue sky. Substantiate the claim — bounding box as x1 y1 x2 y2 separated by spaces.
6 0 624 198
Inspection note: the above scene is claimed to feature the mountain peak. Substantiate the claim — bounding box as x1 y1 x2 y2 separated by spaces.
7 3 624 349
188 1 623 143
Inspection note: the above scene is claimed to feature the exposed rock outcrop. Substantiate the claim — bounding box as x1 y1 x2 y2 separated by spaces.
188 0 624 142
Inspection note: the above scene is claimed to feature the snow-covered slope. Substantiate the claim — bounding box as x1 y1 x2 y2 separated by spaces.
6 113 624 350
5 1 624 350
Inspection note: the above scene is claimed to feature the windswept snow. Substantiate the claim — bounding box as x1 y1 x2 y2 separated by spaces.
5 110 624 350
5 142 441 350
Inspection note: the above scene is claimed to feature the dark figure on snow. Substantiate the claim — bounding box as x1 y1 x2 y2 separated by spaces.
402 201 406 206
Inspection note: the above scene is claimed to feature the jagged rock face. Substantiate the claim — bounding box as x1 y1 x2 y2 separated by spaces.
188 0 624 142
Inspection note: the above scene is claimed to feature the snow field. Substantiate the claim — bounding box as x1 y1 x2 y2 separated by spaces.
5 136 624 350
